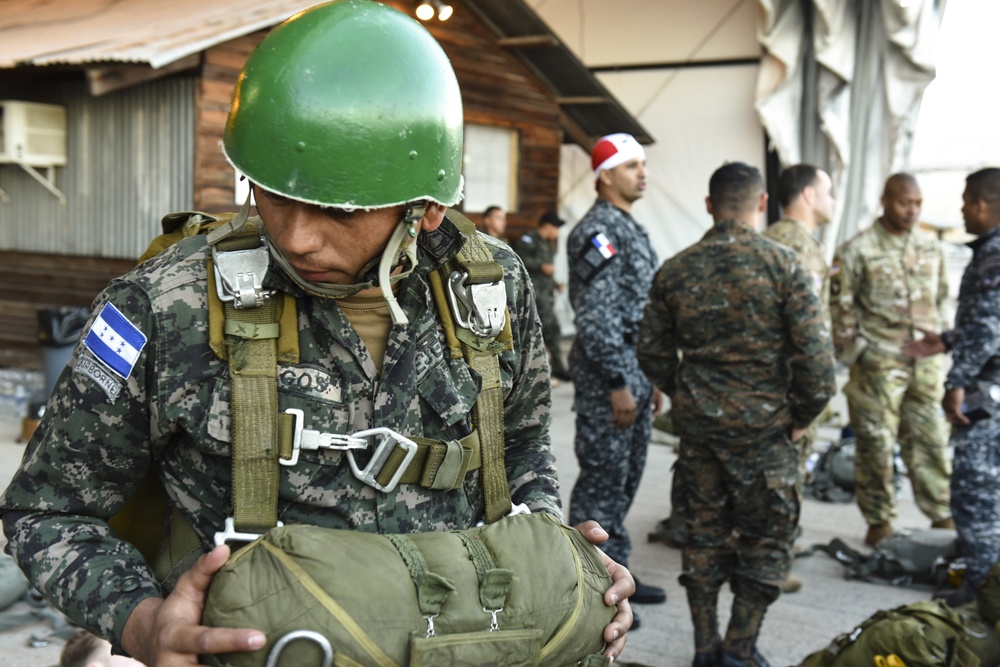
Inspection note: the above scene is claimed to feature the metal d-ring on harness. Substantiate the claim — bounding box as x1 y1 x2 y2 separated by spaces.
264 630 333 667
278 408 419 492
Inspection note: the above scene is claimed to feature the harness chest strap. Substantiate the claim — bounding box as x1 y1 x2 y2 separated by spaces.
208 213 512 536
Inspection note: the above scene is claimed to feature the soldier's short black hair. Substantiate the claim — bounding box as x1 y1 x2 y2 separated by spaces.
539 211 564 227
776 164 820 208
483 205 503 217
709 162 765 215
966 168 1000 205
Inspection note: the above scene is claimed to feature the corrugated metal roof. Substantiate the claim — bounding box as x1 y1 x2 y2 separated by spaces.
461 0 653 146
0 0 311 69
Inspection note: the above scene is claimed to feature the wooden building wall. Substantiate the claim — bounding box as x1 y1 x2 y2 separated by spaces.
0 253 135 369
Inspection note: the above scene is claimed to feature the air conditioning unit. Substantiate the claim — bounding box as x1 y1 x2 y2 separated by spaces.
0 100 67 167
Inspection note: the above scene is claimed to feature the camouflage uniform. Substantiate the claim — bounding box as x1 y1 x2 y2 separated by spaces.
830 219 952 527
637 219 835 655
944 224 1000 590
763 217 832 470
514 228 568 376
0 215 561 646
566 198 658 567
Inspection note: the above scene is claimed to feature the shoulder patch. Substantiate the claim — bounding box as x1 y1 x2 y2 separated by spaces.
520 234 533 245
574 232 618 284
74 353 124 403
83 303 147 379
977 254 1000 289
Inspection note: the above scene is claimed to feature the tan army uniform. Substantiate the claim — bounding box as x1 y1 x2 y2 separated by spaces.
830 218 952 528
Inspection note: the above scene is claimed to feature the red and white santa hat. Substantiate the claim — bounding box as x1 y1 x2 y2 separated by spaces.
591 133 645 179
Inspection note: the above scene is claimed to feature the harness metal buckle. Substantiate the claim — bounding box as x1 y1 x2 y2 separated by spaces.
280 408 368 467
213 516 284 547
347 427 418 493
446 270 506 338
212 243 275 309
265 630 333 667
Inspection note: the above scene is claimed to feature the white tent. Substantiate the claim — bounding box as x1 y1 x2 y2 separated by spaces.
527 0 997 270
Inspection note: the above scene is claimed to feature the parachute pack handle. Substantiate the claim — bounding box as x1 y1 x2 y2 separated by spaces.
265 630 333 667
387 534 456 638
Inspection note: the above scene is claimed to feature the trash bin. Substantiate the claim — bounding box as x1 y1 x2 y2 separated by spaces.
37 306 90 398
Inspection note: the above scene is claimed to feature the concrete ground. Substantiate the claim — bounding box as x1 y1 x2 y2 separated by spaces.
0 374 941 667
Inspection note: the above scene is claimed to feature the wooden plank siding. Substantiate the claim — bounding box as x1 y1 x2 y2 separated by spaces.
0 252 135 369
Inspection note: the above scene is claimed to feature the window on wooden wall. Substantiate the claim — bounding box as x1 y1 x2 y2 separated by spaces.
462 124 519 212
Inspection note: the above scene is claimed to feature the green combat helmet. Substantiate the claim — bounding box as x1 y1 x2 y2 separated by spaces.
223 0 464 209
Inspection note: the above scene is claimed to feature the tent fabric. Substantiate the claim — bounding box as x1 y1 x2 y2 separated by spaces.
755 0 946 253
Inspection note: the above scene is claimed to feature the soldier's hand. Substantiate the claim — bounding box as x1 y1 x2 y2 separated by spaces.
122 545 265 666
610 387 637 430
943 388 970 427
575 520 635 662
901 327 945 359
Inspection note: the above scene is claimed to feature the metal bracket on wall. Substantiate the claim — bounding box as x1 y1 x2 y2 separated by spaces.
0 163 66 205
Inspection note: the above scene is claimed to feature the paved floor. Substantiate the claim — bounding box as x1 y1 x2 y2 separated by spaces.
0 375 941 667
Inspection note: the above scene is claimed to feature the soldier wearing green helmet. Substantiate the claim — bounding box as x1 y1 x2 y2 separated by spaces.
0 1 635 665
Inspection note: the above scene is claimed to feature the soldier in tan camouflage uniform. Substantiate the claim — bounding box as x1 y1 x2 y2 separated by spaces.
638 162 836 667
830 173 953 548
0 3 635 665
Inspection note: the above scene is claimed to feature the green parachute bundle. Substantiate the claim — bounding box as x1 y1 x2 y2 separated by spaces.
202 512 616 667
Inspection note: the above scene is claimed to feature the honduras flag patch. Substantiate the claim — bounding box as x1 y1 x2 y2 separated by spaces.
83 303 147 379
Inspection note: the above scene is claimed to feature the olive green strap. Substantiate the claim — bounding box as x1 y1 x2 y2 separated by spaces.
458 530 513 612
212 224 286 534
387 535 455 620
432 216 513 524
227 297 282 533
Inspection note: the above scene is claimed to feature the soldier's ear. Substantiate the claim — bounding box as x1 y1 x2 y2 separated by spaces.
705 196 714 216
420 203 447 232
757 192 769 213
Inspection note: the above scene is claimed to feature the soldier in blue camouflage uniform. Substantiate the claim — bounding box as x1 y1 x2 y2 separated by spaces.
513 211 570 381
903 167 1000 607
567 133 666 613
0 4 635 665
638 163 836 667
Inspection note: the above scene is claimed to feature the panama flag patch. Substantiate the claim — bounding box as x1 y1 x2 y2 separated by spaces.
591 232 616 259
83 303 147 379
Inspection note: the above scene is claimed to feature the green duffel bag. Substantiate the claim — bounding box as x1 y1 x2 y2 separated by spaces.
797 599 994 667
202 512 616 667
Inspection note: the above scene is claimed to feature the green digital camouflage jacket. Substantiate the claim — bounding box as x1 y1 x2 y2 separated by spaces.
637 218 836 443
0 215 561 646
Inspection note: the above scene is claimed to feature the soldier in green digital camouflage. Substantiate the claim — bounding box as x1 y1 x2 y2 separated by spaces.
830 173 953 548
638 162 836 667
0 2 635 664
513 211 571 381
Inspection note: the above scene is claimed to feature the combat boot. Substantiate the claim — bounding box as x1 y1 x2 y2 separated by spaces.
719 648 770 667
864 522 893 547
692 645 720 667
632 578 667 604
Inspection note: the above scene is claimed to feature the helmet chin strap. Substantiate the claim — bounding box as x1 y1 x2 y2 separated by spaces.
266 207 421 326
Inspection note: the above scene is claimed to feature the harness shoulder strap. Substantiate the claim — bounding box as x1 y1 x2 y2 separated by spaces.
427 210 514 523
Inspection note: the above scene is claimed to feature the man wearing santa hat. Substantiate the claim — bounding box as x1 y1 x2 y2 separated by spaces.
566 133 666 624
